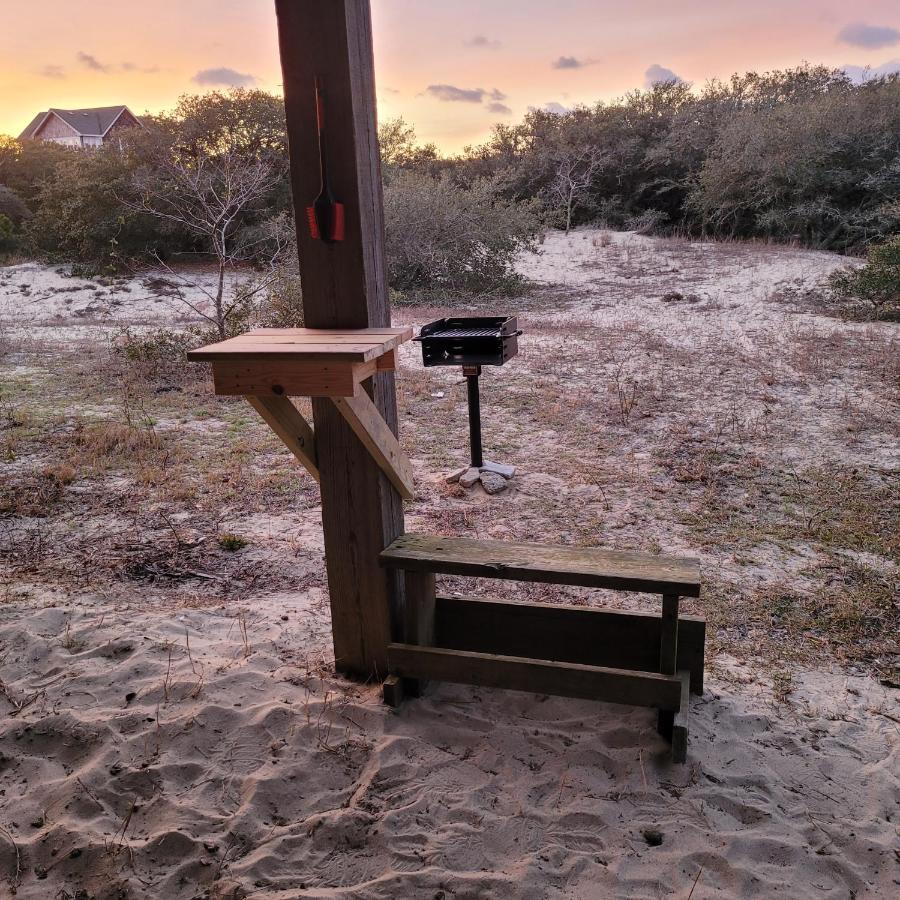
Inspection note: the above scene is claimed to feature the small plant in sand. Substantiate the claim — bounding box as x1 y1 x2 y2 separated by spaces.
772 669 794 703
218 533 248 552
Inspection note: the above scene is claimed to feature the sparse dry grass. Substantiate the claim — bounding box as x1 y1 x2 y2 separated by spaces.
2 238 898 683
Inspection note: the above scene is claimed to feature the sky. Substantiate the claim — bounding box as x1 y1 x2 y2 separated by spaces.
1 1 899 152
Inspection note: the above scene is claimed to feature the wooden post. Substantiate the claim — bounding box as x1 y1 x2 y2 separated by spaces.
274 0 404 678
657 593 679 739
402 571 436 697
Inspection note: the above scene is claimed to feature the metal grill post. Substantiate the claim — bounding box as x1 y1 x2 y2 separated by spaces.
464 365 484 468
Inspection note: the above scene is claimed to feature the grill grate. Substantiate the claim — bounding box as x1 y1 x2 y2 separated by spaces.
427 327 501 339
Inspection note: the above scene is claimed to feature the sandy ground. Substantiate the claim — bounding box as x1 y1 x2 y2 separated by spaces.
1 231 898 898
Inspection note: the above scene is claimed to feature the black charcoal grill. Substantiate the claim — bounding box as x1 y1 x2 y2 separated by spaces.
415 316 521 471
416 315 520 368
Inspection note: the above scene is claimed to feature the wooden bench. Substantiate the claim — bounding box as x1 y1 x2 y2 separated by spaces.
379 534 704 763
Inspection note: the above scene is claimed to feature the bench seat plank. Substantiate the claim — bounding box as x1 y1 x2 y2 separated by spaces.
381 534 700 597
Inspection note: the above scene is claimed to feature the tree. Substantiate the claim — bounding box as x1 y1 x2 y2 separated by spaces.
127 148 286 338
24 141 161 267
544 145 606 233
379 117 439 172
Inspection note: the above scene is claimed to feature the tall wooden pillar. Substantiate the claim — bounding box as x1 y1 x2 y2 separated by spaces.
274 0 404 677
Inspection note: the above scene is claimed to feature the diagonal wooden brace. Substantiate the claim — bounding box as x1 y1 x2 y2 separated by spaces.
246 395 319 483
331 391 415 499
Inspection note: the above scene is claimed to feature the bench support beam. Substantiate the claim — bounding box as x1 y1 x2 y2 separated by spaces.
387 644 684 710
433 594 705 694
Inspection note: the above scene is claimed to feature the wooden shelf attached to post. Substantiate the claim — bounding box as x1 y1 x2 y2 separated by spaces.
188 327 415 499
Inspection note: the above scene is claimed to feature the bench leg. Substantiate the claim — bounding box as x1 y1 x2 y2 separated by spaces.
671 670 690 763
657 593 679 742
382 673 404 707
401 570 435 698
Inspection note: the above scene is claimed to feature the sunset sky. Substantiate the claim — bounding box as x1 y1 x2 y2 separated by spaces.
2 1 899 152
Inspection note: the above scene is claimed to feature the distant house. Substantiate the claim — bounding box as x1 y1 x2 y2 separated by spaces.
18 105 141 148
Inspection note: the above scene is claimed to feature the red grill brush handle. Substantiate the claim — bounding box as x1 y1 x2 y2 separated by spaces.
307 77 345 243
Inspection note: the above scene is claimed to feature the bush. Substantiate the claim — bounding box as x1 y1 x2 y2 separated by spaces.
24 143 161 267
830 237 900 319
383 170 540 299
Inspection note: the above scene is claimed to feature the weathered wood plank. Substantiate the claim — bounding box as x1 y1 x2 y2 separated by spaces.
332 391 415 499
381 534 701 596
376 349 397 371
657 593 680 739
188 327 412 362
245 396 319 482
235 330 411 345
382 674 404 708
253 327 410 337
212 359 376 397
387 644 683 709
672 670 691 763
659 594 680 675
402 571 435 697
434 595 705 694
275 0 404 677
193 342 380 361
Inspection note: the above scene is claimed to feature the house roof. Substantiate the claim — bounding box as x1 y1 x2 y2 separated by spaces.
19 105 137 140
18 112 48 141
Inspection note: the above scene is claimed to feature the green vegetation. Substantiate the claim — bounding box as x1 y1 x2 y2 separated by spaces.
470 66 900 252
218 533 248 552
2 65 896 295
830 236 900 319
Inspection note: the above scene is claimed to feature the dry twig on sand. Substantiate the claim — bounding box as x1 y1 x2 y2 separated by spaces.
0 679 44 717
0 824 21 891
687 865 704 899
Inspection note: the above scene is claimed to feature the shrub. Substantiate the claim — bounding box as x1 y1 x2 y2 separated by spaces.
383 170 540 299
829 237 900 319
24 143 160 267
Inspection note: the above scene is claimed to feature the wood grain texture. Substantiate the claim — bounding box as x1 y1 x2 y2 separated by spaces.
659 594 679 676
433 595 706 695
253 327 408 336
245 396 319 482
275 0 404 678
332 391 415 498
376 349 397 371
381 534 701 596
188 327 412 362
382 674 404 708
402 571 435 697
213 360 376 397
672 670 691 763
387 644 683 710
